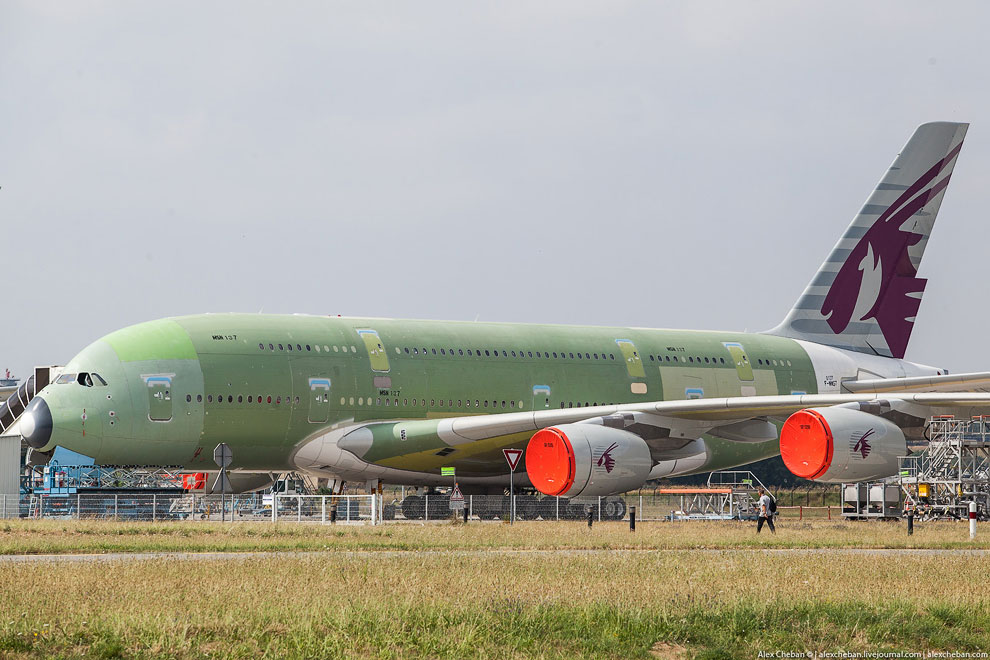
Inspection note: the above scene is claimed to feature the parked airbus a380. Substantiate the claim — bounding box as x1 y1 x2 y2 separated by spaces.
6 121 990 498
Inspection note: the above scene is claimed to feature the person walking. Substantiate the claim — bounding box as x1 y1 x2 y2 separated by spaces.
756 487 776 534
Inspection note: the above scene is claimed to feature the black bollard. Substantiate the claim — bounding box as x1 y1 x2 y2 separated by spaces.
907 512 914 536
630 505 636 532
463 506 468 523
330 506 338 524
587 506 594 528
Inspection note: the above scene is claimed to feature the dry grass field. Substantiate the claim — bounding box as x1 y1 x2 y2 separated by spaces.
0 517 987 555
1 519 989 659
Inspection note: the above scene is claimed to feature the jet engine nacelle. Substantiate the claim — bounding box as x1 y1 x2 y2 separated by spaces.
525 424 652 498
780 407 906 483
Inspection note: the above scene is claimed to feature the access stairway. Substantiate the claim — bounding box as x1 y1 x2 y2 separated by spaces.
0 367 62 465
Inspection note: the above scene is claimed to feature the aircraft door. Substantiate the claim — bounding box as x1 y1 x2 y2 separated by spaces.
614 339 646 379
143 374 174 422
357 329 390 373
532 385 551 409
308 378 331 423
722 342 754 381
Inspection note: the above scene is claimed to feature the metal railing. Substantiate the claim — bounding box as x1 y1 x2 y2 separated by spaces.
3 491 821 523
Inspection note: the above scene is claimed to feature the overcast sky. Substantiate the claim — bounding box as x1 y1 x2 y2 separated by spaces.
2 2 989 380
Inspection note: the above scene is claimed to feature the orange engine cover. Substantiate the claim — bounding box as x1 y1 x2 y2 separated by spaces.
525 427 577 497
779 409 834 479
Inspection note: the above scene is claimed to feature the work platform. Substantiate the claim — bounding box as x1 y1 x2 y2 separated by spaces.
898 416 990 520
664 471 768 520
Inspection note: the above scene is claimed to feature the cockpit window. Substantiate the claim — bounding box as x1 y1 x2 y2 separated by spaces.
75 372 107 387
55 373 77 385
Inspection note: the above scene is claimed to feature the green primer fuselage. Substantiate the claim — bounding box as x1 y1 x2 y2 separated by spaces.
40 314 817 477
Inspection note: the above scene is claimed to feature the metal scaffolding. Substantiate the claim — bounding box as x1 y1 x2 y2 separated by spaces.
661 471 768 520
899 416 990 520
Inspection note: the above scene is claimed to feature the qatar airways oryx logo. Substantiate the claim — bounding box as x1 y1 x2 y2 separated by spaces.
596 443 619 473
852 429 875 459
820 143 962 359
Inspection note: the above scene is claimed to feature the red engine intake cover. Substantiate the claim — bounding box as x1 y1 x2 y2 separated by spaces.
780 409 834 480
525 427 576 497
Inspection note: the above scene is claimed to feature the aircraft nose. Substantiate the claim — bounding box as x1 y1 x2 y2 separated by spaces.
20 397 53 449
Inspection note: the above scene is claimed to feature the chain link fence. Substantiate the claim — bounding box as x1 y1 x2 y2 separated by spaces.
1 493 379 523
1 491 784 523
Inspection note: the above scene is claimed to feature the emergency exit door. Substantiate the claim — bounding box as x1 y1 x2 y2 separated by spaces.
722 342 754 381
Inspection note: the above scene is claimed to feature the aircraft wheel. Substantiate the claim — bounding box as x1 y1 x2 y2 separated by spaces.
565 500 588 520
603 497 627 521
538 497 559 521
426 496 450 520
401 495 425 520
514 495 538 520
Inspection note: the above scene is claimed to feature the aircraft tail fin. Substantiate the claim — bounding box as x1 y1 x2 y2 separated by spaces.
766 121 968 359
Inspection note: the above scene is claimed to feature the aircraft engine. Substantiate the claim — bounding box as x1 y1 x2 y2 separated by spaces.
526 424 652 498
780 407 905 483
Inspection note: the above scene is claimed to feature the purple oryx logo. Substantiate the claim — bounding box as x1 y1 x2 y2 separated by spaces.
820 143 962 359
597 442 619 473
853 429 875 459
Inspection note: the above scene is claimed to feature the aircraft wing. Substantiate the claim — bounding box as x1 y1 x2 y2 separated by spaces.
432 392 990 446
842 372 990 394
331 392 990 469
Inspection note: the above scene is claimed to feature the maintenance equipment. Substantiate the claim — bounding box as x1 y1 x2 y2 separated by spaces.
899 416 990 521
663 471 768 520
